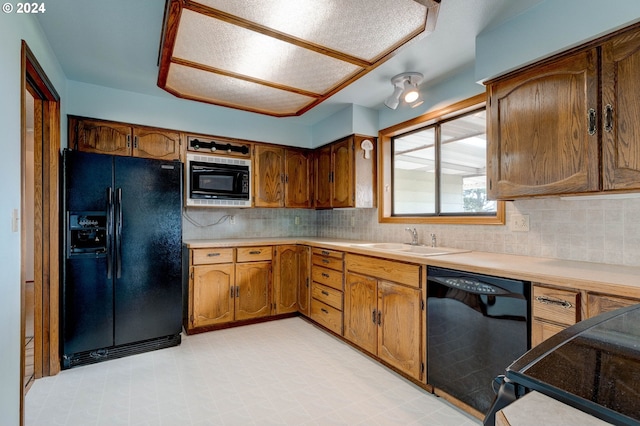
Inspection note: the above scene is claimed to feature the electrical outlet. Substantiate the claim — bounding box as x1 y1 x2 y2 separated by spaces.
510 214 530 232
229 215 236 225
294 216 300 225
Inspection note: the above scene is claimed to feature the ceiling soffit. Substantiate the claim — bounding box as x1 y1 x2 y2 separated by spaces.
158 0 440 117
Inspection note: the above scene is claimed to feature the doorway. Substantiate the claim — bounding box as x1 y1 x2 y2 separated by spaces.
20 41 61 421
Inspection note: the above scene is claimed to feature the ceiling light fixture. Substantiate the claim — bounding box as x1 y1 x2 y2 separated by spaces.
384 72 424 110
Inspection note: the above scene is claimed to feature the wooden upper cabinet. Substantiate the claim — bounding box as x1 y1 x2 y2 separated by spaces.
314 135 376 209
285 149 312 208
332 138 354 208
601 27 640 191
254 145 312 208
487 48 600 199
132 127 181 161
314 145 332 208
74 118 132 156
254 145 285 207
69 116 181 161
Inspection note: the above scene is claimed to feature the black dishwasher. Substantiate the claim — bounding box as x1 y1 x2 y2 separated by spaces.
427 266 530 415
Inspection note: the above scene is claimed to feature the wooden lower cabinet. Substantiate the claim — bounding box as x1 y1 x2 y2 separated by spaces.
273 245 302 314
344 255 424 381
297 246 311 316
235 261 271 321
531 284 580 347
587 292 640 318
190 263 234 328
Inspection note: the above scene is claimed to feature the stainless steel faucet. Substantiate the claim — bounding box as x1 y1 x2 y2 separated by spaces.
405 228 419 245
430 233 437 247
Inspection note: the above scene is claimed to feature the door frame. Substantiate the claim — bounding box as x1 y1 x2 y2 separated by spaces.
20 40 60 421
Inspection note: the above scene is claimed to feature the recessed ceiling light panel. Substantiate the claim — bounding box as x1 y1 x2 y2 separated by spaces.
158 0 440 117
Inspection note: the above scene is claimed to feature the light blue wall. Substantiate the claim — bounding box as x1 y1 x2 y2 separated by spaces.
67 81 312 148
0 13 67 426
476 0 640 82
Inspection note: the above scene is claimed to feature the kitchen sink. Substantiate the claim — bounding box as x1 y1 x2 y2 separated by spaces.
350 243 469 256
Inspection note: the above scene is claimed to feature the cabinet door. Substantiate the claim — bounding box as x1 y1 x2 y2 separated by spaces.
314 146 332 208
297 246 311 316
377 281 423 380
191 264 234 328
332 138 354 207
344 272 377 355
254 145 285 207
487 48 599 199
235 262 271 320
587 293 640 318
602 27 640 190
285 149 312 208
76 119 132 156
273 245 299 314
133 127 181 161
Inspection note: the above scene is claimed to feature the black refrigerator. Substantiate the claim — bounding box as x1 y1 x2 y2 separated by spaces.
61 149 183 369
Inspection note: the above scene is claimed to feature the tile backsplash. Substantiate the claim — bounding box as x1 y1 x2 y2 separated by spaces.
182 197 640 267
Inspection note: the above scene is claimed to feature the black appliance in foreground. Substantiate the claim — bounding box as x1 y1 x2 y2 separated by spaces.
484 304 640 426
427 266 530 415
61 150 183 368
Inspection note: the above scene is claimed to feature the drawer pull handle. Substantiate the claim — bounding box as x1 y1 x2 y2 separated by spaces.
321 250 330 256
321 273 330 278
249 250 261 255
321 308 329 314
207 253 221 257
322 259 330 264
535 296 572 309
321 290 329 296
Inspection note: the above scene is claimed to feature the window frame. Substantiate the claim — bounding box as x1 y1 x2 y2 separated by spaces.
378 93 505 225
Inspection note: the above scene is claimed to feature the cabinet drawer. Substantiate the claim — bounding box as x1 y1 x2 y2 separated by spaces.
312 283 342 311
192 248 234 265
312 248 344 259
532 319 567 347
312 266 343 291
346 254 421 288
533 286 579 326
310 299 343 335
312 254 344 272
237 246 272 262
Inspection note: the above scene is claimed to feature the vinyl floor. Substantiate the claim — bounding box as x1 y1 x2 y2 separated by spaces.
25 317 481 425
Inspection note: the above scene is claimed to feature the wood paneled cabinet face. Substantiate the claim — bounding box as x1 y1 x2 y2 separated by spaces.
297 246 311 316
69 116 181 161
344 271 423 381
487 24 640 199
587 293 640 318
190 264 235 328
487 48 600 199
314 135 376 209
601 27 640 191
235 261 271 321
254 145 311 208
531 284 580 347
273 245 304 315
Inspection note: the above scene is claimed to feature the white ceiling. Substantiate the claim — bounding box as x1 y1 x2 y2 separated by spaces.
36 0 542 125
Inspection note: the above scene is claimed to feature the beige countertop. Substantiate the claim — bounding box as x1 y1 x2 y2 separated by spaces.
183 237 640 296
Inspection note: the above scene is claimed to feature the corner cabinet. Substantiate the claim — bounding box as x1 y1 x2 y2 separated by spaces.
487 23 640 199
344 254 424 381
314 135 376 209
273 245 305 314
254 145 312 208
68 116 181 161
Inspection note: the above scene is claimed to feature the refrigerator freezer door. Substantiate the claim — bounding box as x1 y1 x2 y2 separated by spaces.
113 156 182 346
62 150 115 355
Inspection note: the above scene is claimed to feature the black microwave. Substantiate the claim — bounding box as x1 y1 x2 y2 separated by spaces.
186 153 251 207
